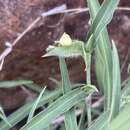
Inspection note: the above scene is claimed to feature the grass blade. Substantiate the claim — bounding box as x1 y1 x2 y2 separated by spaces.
106 104 130 130
121 77 130 107
80 44 92 128
25 83 43 93
0 80 33 88
20 87 96 130
27 87 46 123
59 58 79 130
87 111 110 130
0 89 62 130
87 0 120 50
87 0 113 110
109 41 121 120
0 106 11 127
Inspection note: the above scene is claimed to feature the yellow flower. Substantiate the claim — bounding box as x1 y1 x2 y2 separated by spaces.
57 32 72 46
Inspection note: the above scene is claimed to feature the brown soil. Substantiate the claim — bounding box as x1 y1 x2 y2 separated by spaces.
0 0 130 110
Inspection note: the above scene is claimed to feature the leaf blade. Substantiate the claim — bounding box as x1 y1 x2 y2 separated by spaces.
20 87 96 130
27 87 46 123
0 80 33 88
59 58 79 130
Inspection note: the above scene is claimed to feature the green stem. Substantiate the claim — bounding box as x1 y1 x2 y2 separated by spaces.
79 44 92 129
85 54 92 126
59 58 79 130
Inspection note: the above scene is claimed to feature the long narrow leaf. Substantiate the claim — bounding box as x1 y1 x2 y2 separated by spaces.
86 0 120 50
109 41 121 120
121 78 130 107
20 87 96 130
87 111 110 130
87 0 113 110
0 89 62 130
106 104 130 130
25 83 43 93
0 80 33 88
59 58 79 130
0 106 11 127
27 87 46 123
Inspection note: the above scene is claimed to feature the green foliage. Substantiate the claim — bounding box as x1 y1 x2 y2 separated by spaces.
87 111 110 130
0 80 33 88
106 104 130 130
59 58 79 130
87 0 113 111
0 106 11 127
20 87 96 130
43 40 84 58
109 41 121 120
27 87 46 123
0 0 130 130
0 88 62 130
87 0 120 47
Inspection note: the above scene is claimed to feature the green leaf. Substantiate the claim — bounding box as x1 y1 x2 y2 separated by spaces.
0 80 33 88
109 41 121 120
106 104 130 130
44 125 53 130
87 0 113 110
79 85 98 129
25 83 43 93
121 77 130 107
0 106 11 127
81 84 98 93
59 58 79 130
43 40 84 58
87 111 110 130
87 0 120 50
80 42 93 128
20 87 96 130
27 87 46 123
127 63 130 73
59 58 71 93
122 83 130 98
0 89 62 130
